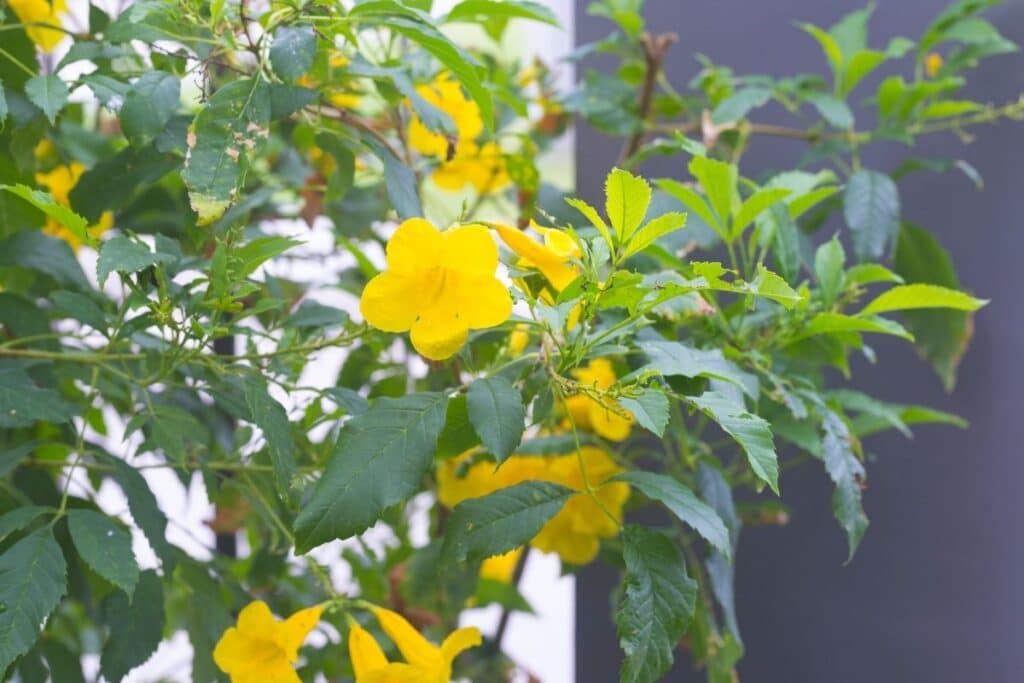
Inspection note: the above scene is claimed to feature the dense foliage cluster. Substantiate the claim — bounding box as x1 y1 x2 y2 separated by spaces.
0 0 1020 680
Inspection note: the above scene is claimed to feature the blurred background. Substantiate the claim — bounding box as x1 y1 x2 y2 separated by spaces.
574 1 1024 681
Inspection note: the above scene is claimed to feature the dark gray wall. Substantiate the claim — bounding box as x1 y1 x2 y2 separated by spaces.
574 1 1024 681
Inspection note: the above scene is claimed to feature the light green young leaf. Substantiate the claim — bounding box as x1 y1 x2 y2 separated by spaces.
747 266 805 308
732 187 791 239
689 156 738 236
859 283 986 316
442 481 572 564
616 526 697 683
792 313 913 342
67 509 139 599
616 471 731 557
293 393 448 552
0 184 92 248
605 168 652 241
466 376 525 464
566 196 615 252
446 0 559 27
814 236 846 307
0 529 67 672
656 178 724 241
800 23 843 74
623 212 686 258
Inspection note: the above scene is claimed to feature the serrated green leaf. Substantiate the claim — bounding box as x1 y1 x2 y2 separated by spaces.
100 570 164 683
0 184 92 248
806 91 854 129
859 283 986 315
97 236 175 285
565 196 614 252
466 376 525 464
270 26 316 81
616 471 730 557
121 71 180 146
616 525 697 683
182 78 270 224
819 411 868 561
637 340 757 397
67 509 139 598
0 368 75 428
605 167 652 241
689 391 778 494
0 528 67 672
689 156 738 237
732 187 790 238
623 211 686 258
618 388 669 436
792 312 913 341
25 75 69 124
104 455 175 571
711 87 771 125
657 178 726 242
0 506 50 544
242 376 296 500
442 481 572 564
843 170 900 262
814 235 846 307
293 393 448 552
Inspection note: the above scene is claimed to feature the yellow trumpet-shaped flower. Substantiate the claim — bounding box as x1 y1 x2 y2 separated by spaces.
495 222 580 292
564 358 634 442
437 446 629 565
348 609 481 683
431 141 510 194
480 547 523 583
407 74 483 159
35 163 114 251
8 0 67 52
360 218 512 360
213 601 324 683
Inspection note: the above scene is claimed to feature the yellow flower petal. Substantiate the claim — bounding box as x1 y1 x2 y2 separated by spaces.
387 218 444 274
8 0 67 52
480 548 523 583
440 626 482 664
455 274 512 329
360 272 425 333
277 604 323 660
495 223 580 292
409 297 469 361
360 663 426 683
349 624 390 679
408 74 483 159
443 224 498 276
373 608 444 671
237 601 278 640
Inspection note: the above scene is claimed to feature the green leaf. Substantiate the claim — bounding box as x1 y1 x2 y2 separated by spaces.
690 391 779 494
623 212 686 258
616 471 730 557
820 411 868 561
0 368 75 428
792 312 912 341
25 75 69 124
0 528 67 672
618 388 669 437
293 393 448 552
710 87 771 125
844 263 903 286
446 0 559 27
637 340 756 397
806 91 854 128
105 455 175 571
656 180 721 239
270 26 316 81
565 197 614 252
120 71 180 146
0 184 92 248
859 283 986 316
689 156 738 237
0 81 8 124
605 167 652 241
242 376 297 500
100 570 164 683
0 506 50 544
67 509 139 598
732 187 790 238
442 481 572 564
696 464 741 640
893 223 974 390
182 78 271 224
97 236 175 285
843 170 900 262
801 23 843 74
748 266 804 308
814 235 846 307
616 526 697 683
360 132 422 219
466 376 525 464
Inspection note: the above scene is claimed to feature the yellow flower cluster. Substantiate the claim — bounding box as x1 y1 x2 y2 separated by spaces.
438 446 630 565
8 0 66 52
408 74 509 194
213 601 324 683
35 163 114 250
564 358 634 442
349 607 480 683
360 218 512 360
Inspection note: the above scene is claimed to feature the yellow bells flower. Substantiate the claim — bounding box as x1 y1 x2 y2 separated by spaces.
8 0 67 52
437 447 629 565
348 609 481 683
213 601 324 683
360 218 512 360
507 323 530 356
494 222 580 292
35 163 114 251
480 547 523 583
431 141 510 194
530 447 629 564
925 52 944 78
407 74 483 159
564 358 634 442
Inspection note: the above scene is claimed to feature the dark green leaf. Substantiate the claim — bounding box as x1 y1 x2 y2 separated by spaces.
100 570 164 683
25 75 69 124
0 184 92 249
67 509 139 598
443 481 571 564
0 368 75 428
97 236 175 284
293 393 448 552
690 392 778 494
120 71 180 146
466 376 525 463
820 411 868 561
843 170 900 262
242 376 297 499
0 528 67 672
616 526 697 683
270 26 317 81
0 506 50 543
616 471 730 557
105 455 175 570
618 389 669 437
